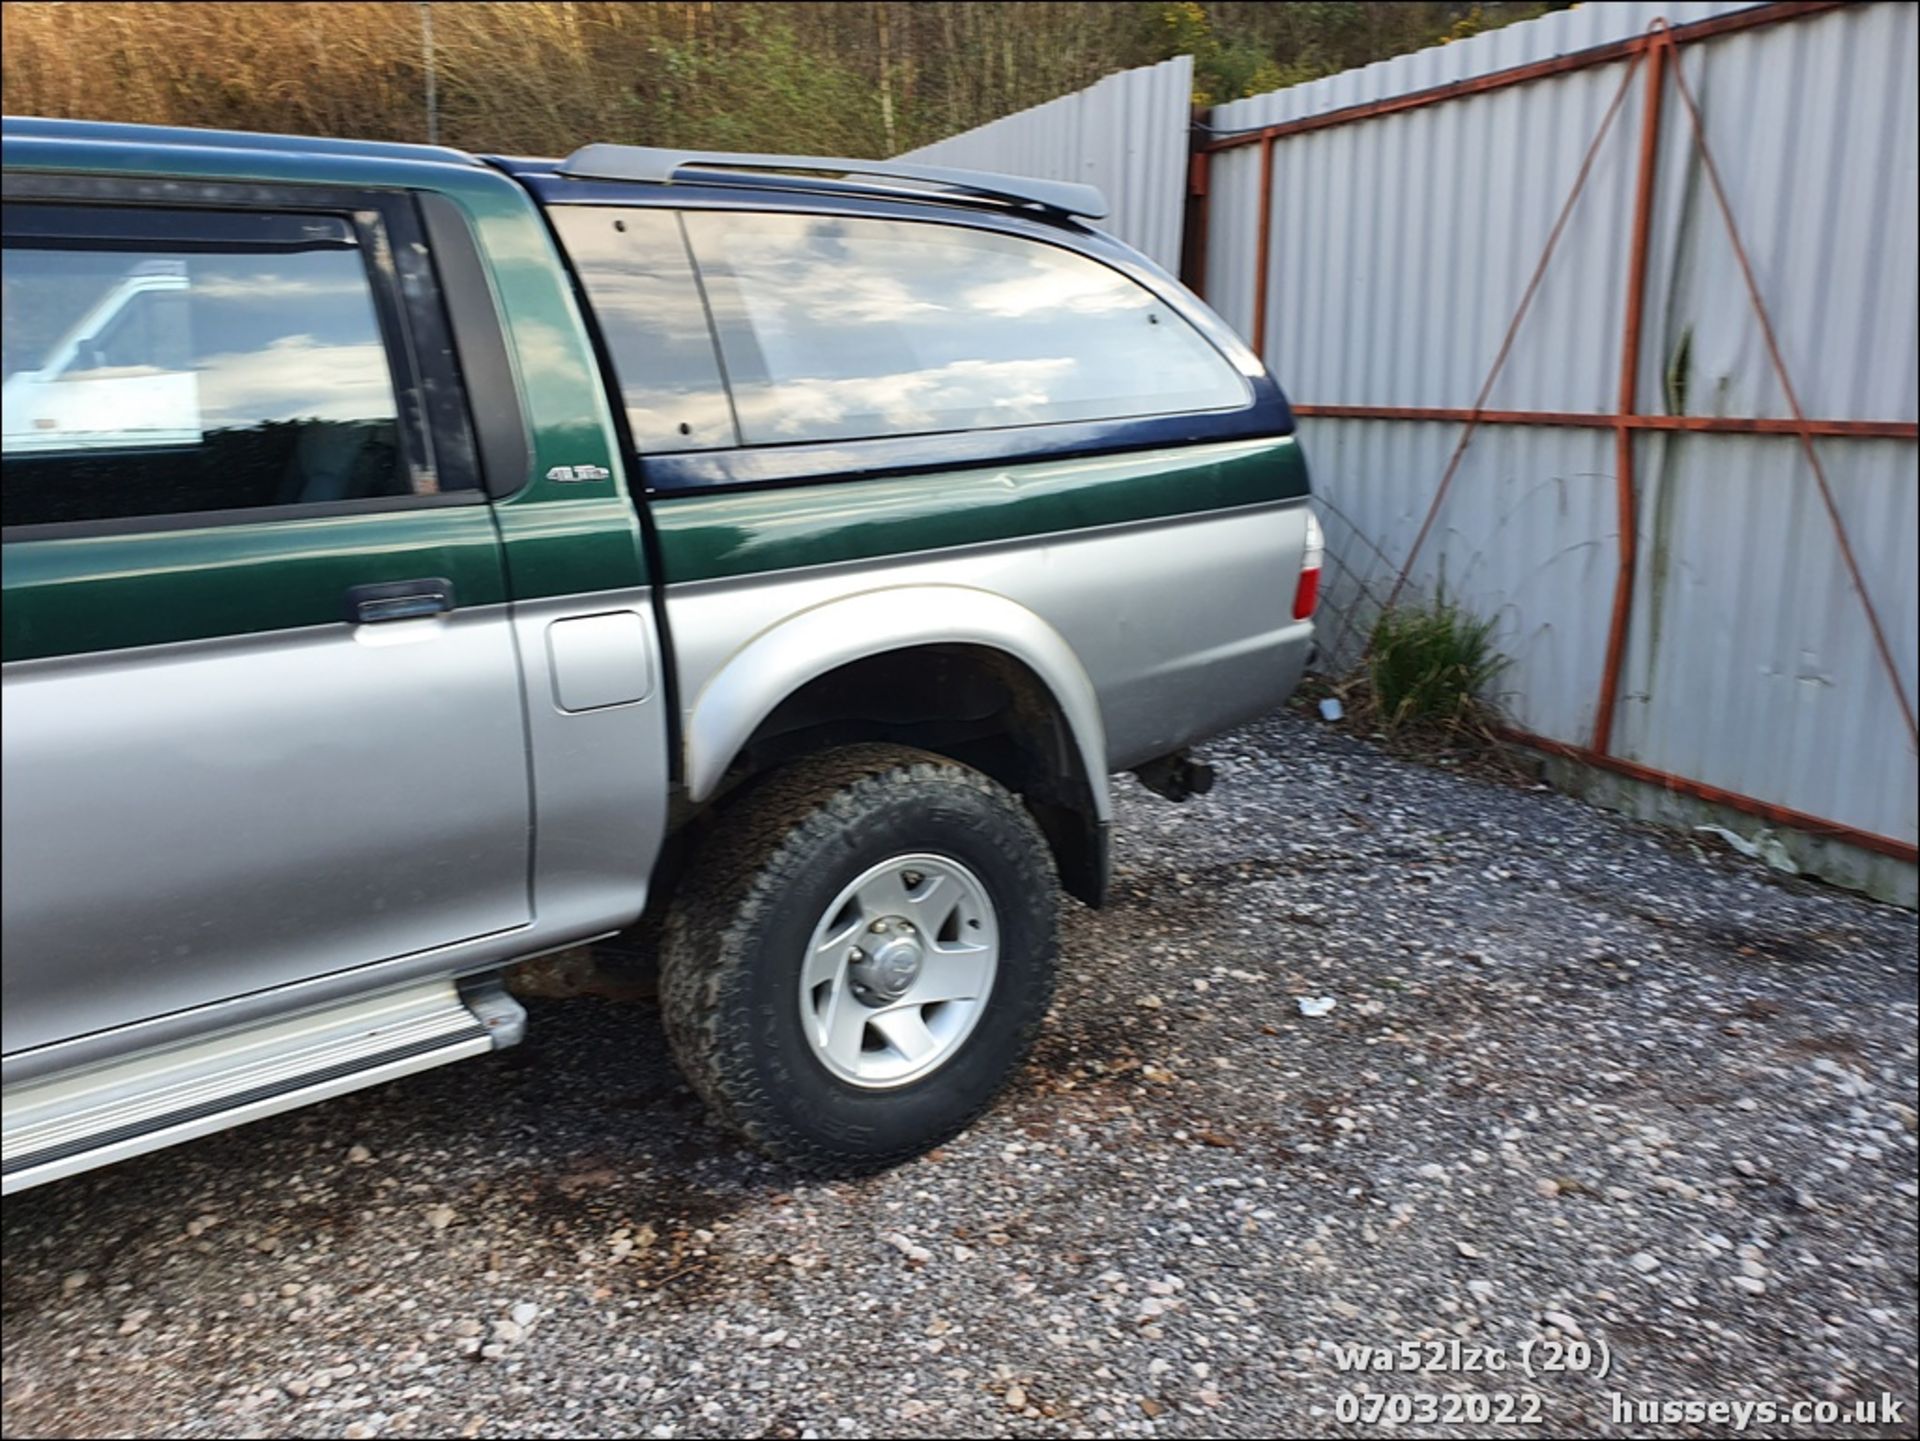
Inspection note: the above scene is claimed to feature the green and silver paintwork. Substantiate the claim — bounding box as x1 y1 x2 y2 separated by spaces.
1 119 647 642
655 438 1315 810
3 502 506 661
1 121 1316 1179
2 123 671 1074
649 434 1306 584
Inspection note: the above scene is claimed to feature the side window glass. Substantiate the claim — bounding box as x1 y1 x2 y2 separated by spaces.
680 211 1250 447
548 206 738 453
2 203 422 529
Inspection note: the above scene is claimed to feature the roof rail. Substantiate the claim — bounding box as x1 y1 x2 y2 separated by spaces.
555 144 1108 221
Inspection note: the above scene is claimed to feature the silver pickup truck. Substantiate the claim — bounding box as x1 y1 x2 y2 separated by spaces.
1 119 1319 1187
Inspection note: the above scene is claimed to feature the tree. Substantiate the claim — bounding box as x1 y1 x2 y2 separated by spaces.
0 1 1569 156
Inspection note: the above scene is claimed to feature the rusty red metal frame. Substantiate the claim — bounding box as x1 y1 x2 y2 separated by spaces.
1204 0 1919 860
1324 46 1647 661
1498 729 1920 865
1250 135 1277 357
1591 25 1668 757
1198 1 1844 158
1180 105 1212 297
1665 41 1919 752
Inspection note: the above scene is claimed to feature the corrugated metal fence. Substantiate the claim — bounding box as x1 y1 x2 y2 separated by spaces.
905 1 1917 888
898 54 1194 273
1196 0 1917 882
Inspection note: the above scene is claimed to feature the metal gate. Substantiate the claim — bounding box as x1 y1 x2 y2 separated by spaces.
908 2 1918 894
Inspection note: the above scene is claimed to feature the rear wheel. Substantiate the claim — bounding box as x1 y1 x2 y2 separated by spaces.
660 745 1058 1171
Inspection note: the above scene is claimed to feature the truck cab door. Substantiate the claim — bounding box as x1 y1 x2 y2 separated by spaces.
0 188 532 1058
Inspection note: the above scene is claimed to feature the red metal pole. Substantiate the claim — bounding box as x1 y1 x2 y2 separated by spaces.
1592 26 1669 758
1180 105 1212 300
1250 134 1276 360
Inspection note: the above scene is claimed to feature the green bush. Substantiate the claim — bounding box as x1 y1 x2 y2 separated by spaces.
1367 599 1508 733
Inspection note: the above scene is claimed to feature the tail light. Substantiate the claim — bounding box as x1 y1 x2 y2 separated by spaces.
1292 508 1324 620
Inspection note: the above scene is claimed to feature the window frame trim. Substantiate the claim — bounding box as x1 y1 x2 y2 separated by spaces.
416 191 531 499
539 190 1293 498
0 173 480 540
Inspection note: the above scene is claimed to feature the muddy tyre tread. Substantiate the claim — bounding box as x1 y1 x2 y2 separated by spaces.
659 744 1058 1173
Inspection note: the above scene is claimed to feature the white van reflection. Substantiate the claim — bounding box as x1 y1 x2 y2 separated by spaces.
1 259 202 453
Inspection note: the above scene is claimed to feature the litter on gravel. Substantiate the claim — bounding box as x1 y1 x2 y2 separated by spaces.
2 708 1913 1439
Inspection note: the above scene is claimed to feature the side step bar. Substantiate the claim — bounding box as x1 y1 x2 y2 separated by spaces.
2 977 524 1194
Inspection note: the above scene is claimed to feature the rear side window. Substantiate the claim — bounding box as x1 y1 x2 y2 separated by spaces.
547 207 737 454
2 203 421 529
681 211 1249 446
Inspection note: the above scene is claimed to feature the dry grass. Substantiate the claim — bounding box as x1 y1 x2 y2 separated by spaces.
1 2 1568 157
1298 599 1532 784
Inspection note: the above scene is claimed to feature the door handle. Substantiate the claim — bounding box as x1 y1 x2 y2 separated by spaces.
345 577 456 624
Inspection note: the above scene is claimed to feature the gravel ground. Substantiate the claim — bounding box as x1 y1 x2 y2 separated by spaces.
4 709 1916 1440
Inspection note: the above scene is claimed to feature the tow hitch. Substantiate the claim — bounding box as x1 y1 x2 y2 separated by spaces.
1131 750 1216 803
